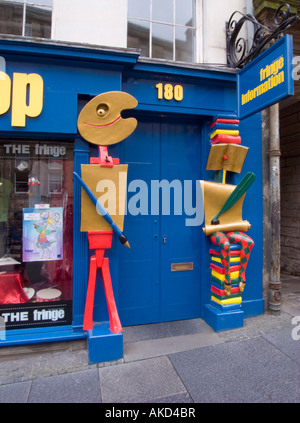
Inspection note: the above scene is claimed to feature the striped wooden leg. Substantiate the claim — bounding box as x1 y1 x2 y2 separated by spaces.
210 231 231 295
227 231 254 292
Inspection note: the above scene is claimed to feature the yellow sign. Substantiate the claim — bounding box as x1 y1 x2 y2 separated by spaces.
241 57 285 106
0 71 44 127
156 83 183 101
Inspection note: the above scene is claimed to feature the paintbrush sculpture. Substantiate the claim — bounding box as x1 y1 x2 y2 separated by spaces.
211 172 256 225
75 91 138 335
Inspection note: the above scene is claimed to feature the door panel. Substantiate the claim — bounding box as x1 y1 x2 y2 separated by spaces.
160 120 202 321
118 117 202 326
118 120 160 325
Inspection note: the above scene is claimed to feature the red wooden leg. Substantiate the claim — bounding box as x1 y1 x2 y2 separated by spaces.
101 257 123 334
83 255 97 331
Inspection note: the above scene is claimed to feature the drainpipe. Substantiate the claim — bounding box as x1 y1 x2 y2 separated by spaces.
268 103 281 315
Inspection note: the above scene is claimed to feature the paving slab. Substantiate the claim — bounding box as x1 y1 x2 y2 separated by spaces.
124 332 223 362
218 311 293 343
0 381 31 403
169 337 300 403
262 325 300 365
28 369 101 403
99 356 187 403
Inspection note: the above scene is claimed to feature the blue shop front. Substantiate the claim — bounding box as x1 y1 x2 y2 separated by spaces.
0 39 264 363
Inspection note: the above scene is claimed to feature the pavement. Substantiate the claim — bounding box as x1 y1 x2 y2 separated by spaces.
0 274 299 404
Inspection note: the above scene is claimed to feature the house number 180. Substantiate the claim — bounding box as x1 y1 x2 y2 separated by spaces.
156 83 183 101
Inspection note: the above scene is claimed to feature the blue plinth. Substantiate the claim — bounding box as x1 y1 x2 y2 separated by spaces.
203 303 244 332
242 298 265 317
87 321 123 365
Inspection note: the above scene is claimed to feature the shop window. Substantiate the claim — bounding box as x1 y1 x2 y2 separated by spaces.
0 140 73 330
0 0 52 39
128 0 196 63
48 160 63 194
15 158 30 193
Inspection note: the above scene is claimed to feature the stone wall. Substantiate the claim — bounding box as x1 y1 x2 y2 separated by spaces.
280 101 300 275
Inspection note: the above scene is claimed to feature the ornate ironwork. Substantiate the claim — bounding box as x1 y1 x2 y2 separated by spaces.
226 3 298 68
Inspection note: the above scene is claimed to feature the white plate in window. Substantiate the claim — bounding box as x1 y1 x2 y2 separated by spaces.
24 287 35 300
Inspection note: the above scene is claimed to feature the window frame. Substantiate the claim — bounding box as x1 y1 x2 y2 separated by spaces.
0 0 52 38
127 0 198 63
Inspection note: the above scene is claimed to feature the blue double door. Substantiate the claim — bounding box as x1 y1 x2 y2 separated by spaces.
117 116 203 326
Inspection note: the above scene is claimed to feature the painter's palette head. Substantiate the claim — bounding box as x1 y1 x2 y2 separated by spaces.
77 91 138 145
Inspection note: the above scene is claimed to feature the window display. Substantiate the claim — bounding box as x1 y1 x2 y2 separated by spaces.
0 140 73 329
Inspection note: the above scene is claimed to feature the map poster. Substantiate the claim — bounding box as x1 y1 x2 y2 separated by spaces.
22 207 63 262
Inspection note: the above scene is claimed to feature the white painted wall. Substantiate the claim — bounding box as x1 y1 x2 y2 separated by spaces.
51 0 128 48
202 0 248 64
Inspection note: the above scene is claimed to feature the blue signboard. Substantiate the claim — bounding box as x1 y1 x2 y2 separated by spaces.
237 34 294 119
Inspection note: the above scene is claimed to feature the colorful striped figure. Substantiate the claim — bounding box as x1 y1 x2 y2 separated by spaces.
210 230 254 295
203 116 255 304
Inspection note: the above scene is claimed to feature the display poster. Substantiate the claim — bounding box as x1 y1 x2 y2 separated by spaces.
22 207 63 262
